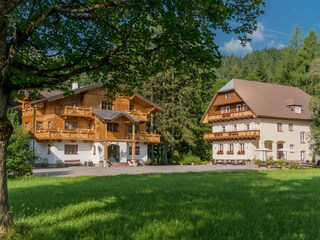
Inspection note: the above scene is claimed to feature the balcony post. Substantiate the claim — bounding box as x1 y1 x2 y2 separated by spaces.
132 124 136 160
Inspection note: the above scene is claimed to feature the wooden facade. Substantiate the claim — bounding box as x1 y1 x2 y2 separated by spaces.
19 84 163 163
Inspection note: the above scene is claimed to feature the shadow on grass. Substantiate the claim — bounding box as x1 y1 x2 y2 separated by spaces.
8 170 320 240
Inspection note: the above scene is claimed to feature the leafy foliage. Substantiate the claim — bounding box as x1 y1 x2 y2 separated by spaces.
6 112 35 177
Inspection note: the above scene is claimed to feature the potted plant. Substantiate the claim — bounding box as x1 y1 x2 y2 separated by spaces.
266 159 273 169
277 160 285 169
253 158 261 168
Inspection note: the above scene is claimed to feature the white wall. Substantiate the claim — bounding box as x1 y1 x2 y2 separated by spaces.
34 140 93 165
211 117 313 161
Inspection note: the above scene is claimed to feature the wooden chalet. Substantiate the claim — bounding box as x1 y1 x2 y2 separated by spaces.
18 82 164 166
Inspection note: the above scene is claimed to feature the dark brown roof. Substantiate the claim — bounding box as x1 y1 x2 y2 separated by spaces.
203 79 313 122
93 109 140 124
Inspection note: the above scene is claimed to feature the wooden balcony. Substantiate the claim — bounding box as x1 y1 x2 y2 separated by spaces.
34 129 95 141
204 130 260 142
208 111 254 122
60 106 93 118
125 133 161 143
128 110 148 121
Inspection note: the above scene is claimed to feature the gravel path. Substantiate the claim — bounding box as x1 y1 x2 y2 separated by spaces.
33 164 266 177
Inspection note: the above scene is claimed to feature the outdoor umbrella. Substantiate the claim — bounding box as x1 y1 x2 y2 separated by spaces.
255 147 272 161
278 148 294 161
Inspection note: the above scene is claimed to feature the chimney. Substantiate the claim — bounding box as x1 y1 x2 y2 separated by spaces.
72 82 79 90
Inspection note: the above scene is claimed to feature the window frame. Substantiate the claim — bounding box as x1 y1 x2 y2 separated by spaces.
277 122 283 132
64 145 78 155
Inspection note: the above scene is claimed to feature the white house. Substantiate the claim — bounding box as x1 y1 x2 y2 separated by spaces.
201 79 314 163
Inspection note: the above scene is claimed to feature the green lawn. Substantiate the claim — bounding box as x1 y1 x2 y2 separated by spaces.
7 169 320 240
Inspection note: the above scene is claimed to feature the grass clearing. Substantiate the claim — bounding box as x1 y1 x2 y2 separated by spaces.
7 169 320 239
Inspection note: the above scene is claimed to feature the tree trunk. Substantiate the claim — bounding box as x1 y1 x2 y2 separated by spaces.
0 85 13 236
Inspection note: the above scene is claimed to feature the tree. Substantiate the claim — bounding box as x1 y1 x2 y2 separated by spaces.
6 112 35 177
252 57 269 82
0 0 264 234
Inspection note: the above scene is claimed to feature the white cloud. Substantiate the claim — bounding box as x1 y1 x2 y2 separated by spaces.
268 40 286 49
248 22 265 42
221 38 253 55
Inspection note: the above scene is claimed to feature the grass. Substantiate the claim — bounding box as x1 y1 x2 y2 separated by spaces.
7 169 320 239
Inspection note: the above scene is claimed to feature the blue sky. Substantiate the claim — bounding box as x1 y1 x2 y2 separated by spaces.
218 0 320 56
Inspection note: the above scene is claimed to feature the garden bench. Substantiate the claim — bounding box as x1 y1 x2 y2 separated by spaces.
64 160 82 166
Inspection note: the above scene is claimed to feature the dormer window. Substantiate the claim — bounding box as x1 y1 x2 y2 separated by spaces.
288 105 302 113
294 105 301 113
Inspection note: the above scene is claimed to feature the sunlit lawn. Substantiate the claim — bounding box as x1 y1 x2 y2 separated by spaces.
7 169 320 239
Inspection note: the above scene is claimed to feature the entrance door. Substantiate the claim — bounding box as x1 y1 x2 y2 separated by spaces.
108 144 120 162
277 143 284 159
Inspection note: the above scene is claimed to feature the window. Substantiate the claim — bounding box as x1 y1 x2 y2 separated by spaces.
243 104 248 111
233 124 237 131
129 104 134 111
289 123 293 131
107 123 119 132
36 121 43 130
300 131 305 143
65 121 78 129
239 143 245 151
71 99 78 106
221 106 230 114
107 103 113 110
300 150 306 161
25 122 30 131
294 106 302 113
93 145 96 155
289 144 294 150
246 123 250 130
129 146 140 155
227 143 234 154
218 144 223 151
222 126 226 132
310 144 315 153
101 101 107 110
64 145 78 155
236 104 242 112
277 123 283 132
126 125 140 133
47 144 51 155
225 93 229 99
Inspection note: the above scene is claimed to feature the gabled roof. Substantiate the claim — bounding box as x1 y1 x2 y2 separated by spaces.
130 93 165 113
30 82 104 105
202 79 313 122
93 109 140 124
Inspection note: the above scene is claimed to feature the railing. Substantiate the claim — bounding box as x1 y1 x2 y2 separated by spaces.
204 130 260 141
125 133 161 143
128 110 148 121
34 129 95 141
208 111 254 122
60 106 92 118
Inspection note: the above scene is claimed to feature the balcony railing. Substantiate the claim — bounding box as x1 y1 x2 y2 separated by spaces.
34 129 95 141
204 130 260 142
208 111 254 122
125 133 161 143
127 110 148 121
60 106 93 118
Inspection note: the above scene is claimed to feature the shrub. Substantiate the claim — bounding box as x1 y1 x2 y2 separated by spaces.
288 162 299 169
181 152 202 165
277 160 285 168
56 160 64 167
6 112 35 177
38 157 48 167
253 159 261 166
